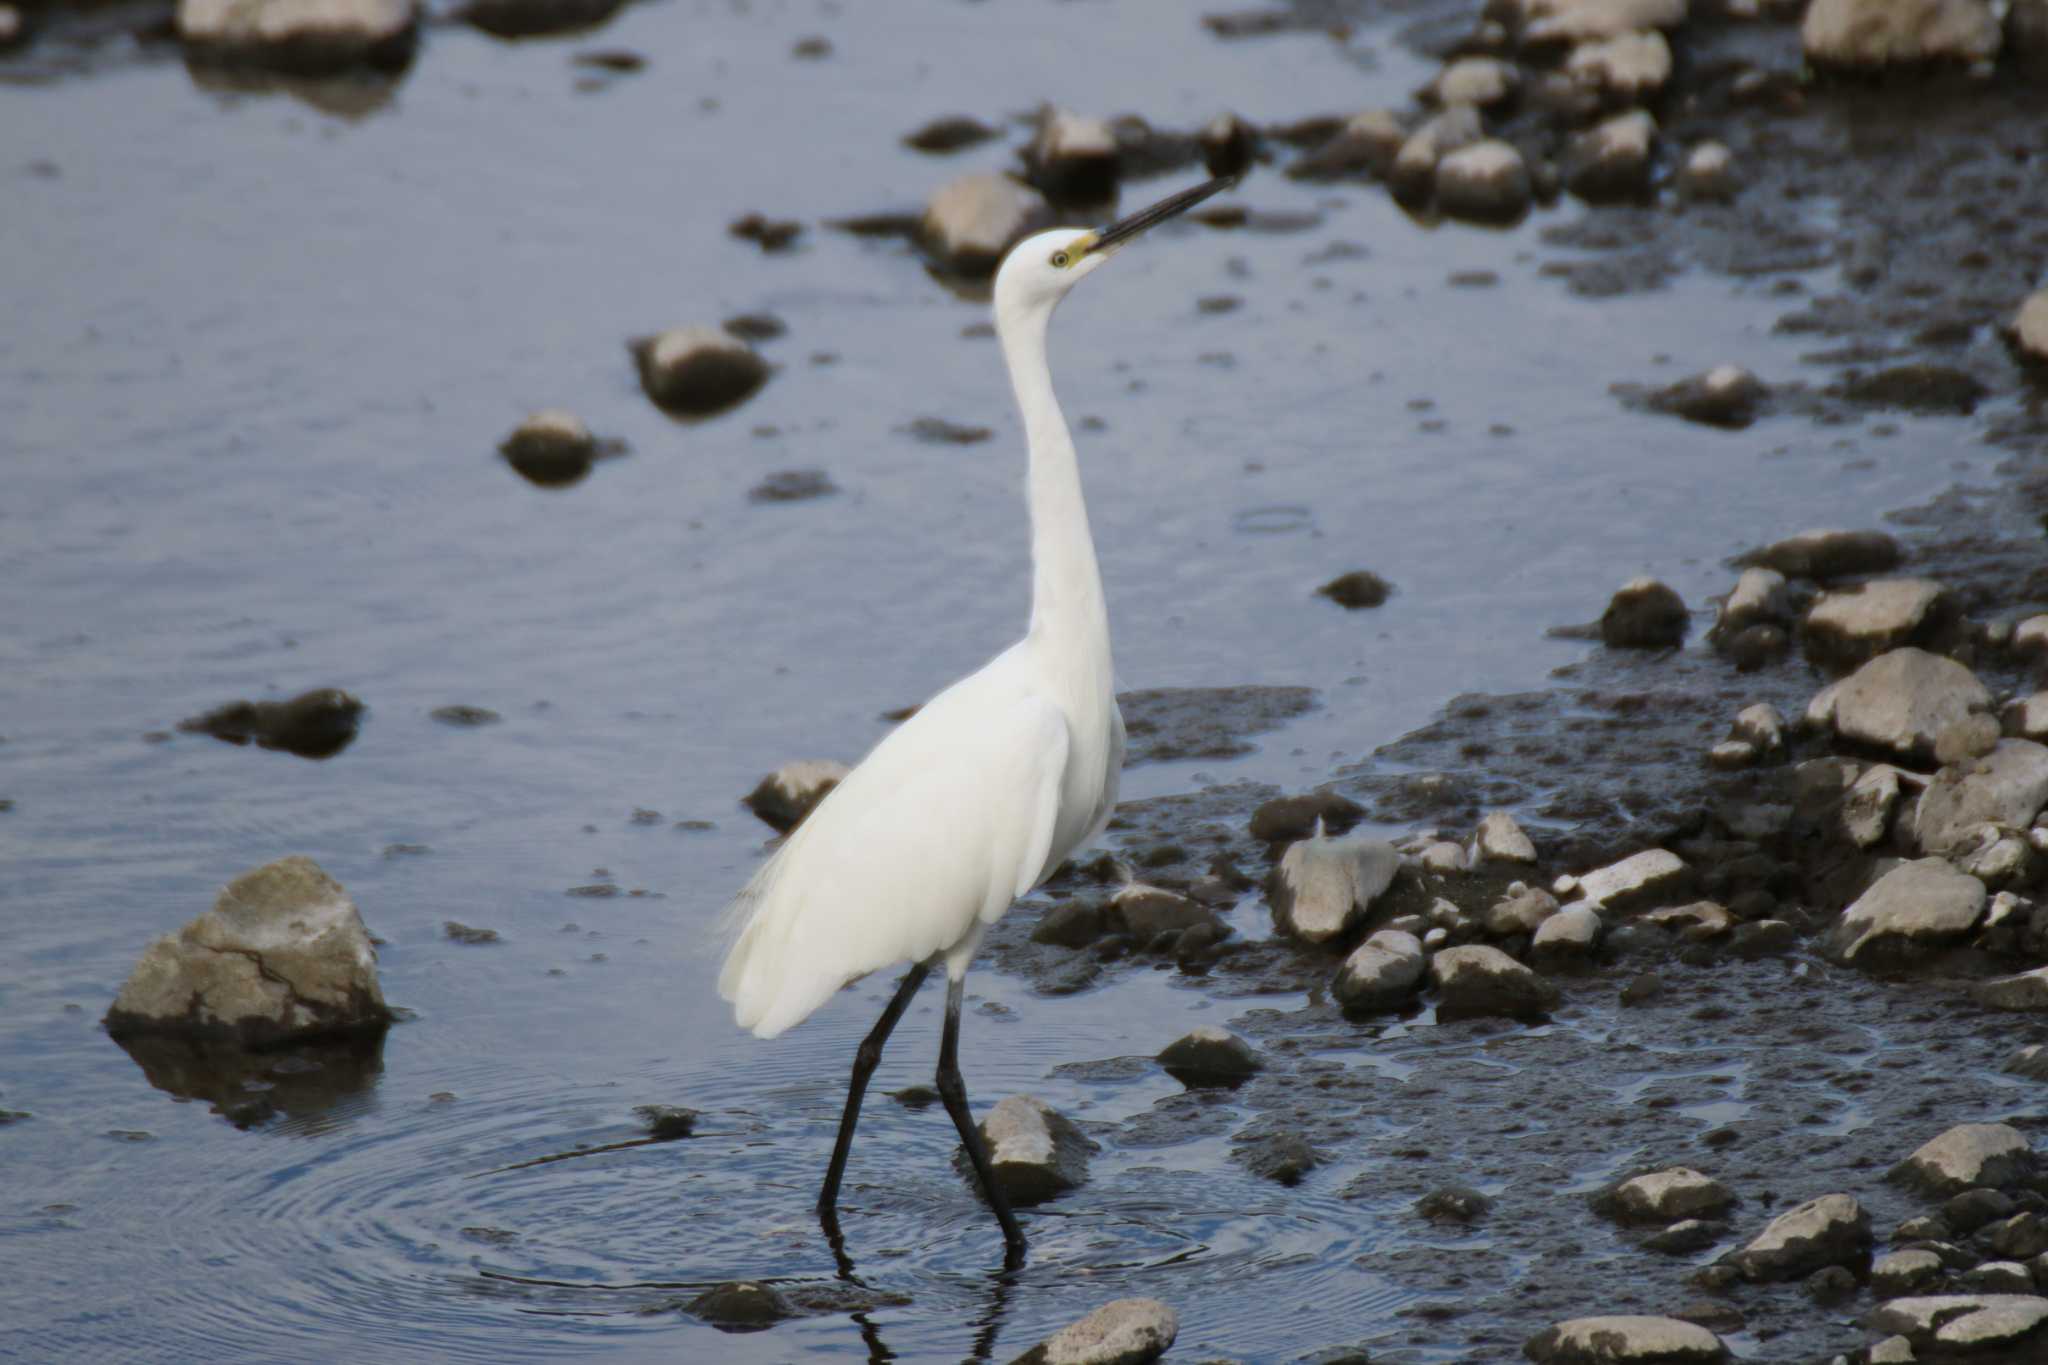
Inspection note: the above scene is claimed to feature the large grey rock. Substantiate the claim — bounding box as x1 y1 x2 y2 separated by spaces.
1565 30 1672 103
1010 1297 1178 1365
920 174 1054 275
631 327 769 417
1026 108 1120 201
1269 826 1399 943
1390 105 1483 203
1335 929 1426 1012
1802 579 1952 671
1914 740 2048 853
1729 1192 1871 1281
1829 858 1986 964
1596 1168 1736 1225
1976 967 2048 1012
1156 1027 1262 1087
742 759 848 832
179 686 364 759
1575 849 1689 913
1867 1295 2048 1353
1872 1248 1946 1297
178 0 418 72
1431 944 1560 1020
1435 139 1533 224
104 857 392 1046
1473 810 1538 865
1565 109 1656 202
1803 0 2002 69
1487 883 1561 937
1531 905 1602 962
976 1095 1096 1206
1600 576 1687 647
1891 1123 2034 1196
1843 764 1905 848
1523 1314 1726 1363
1829 648 1993 762
1714 567 1793 639
1741 527 1902 581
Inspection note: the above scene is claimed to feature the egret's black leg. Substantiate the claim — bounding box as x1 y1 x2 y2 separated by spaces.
935 975 1028 1266
818 962 931 1226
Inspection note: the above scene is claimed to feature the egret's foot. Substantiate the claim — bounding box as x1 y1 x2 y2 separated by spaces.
1002 1235 1028 1272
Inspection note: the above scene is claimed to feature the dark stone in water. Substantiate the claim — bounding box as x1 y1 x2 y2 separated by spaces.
460 0 624 39
1839 363 1988 415
723 312 786 342
1416 1185 1493 1222
1249 791 1364 843
1031 901 1106 948
443 921 500 945
748 469 837 503
687 1280 795 1332
1234 1128 1321 1185
1317 569 1392 609
634 1103 698 1140
1121 685 1317 765
728 213 802 252
178 688 364 759
904 415 993 445
432 704 500 727
903 115 1001 153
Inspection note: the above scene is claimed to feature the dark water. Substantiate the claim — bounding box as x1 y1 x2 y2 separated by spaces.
0 3 2024 1360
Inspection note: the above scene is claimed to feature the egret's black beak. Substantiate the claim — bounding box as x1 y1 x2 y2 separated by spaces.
1086 174 1240 256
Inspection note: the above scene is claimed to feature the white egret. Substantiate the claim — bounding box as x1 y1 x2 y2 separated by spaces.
718 173 1239 1265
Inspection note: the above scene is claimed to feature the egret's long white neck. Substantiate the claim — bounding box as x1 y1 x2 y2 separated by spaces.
997 297 1109 654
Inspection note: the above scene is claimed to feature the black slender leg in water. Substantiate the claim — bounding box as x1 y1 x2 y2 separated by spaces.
818 962 932 1222
935 974 1028 1264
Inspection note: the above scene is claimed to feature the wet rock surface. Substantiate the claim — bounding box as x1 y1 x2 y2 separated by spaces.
972 1095 1096 1206
1010 1297 1177 1365
105 856 392 1047
629 327 769 418
178 687 364 759
741 759 848 832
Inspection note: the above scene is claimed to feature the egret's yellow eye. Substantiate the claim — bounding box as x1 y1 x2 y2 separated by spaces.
1050 250 1070 268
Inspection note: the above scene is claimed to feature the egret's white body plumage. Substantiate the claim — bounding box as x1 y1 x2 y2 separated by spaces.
719 224 1127 1040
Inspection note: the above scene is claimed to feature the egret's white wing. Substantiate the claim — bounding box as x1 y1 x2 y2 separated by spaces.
718 681 1071 1039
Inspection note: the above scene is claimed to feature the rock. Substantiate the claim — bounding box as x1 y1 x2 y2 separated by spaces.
687 1280 795 1329
1566 30 1672 103
1867 1295 2048 1354
1564 109 1656 202
1531 904 1602 962
1032 901 1106 948
1269 826 1400 942
1843 764 1904 847
1026 108 1120 201
1645 899 1735 938
2012 289 2048 368
1977 967 2048 1012
1741 528 1903 581
1962 1261 2036 1293
1842 364 1989 416
1434 139 1533 224
498 409 617 487
1431 944 1560 1020
630 327 769 417
1802 579 1953 671
1317 569 1392 608
1473 811 1538 865
1487 883 1560 936
1937 714 2004 765
1598 1168 1737 1225
1678 141 1738 201
1731 703 1785 755
1235 1128 1321 1184
1250 791 1364 843
976 1096 1095 1206
1729 919 1796 958
1891 1123 2034 1196
903 115 1002 154
1712 568 1793 643
1914 740 2048 853
2014 0 2048 77
635 1103 699 1140
1286 108 1409 181
1600 577 1688 648
1009 1298 1177 1365
1645 1221 1722 1254
1729 1192 1871 1281
1390 105 1483 203
1107 883 1225 943
443 920 499 945
1829 649 1993 762
104 857 393 1046
749 469 838 504
1523 1314 1727 1364
741 759 848 832
1948 823 2036 887
1335 929 1427 1012
458 0 621 38
178 687 364 759
0 4 22 48
1873 1248 1946 1297
1990 1212 2048 1260
1575 848 1690 912
1156 1027 1262 1087
1829 858 1986 964
178 0 418 72
1197 112 1257 179
1417 1185 1493 1222
727 212 802 252
1430 55 1519 111
2005 693 2048 743
1420 840 1469 872
920 174 1054 275
2007 1043 2048 1078
1803 0 2002 70
1650 365 1766 429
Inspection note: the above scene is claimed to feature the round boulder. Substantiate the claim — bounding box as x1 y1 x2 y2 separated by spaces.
1431 944 1560 1020
1524 1314 1726 1364
631 327 769 417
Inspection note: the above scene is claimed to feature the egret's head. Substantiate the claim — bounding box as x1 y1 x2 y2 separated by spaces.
994 174 1240 319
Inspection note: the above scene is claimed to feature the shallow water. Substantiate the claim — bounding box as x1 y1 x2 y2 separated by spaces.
0 2 2032 1360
